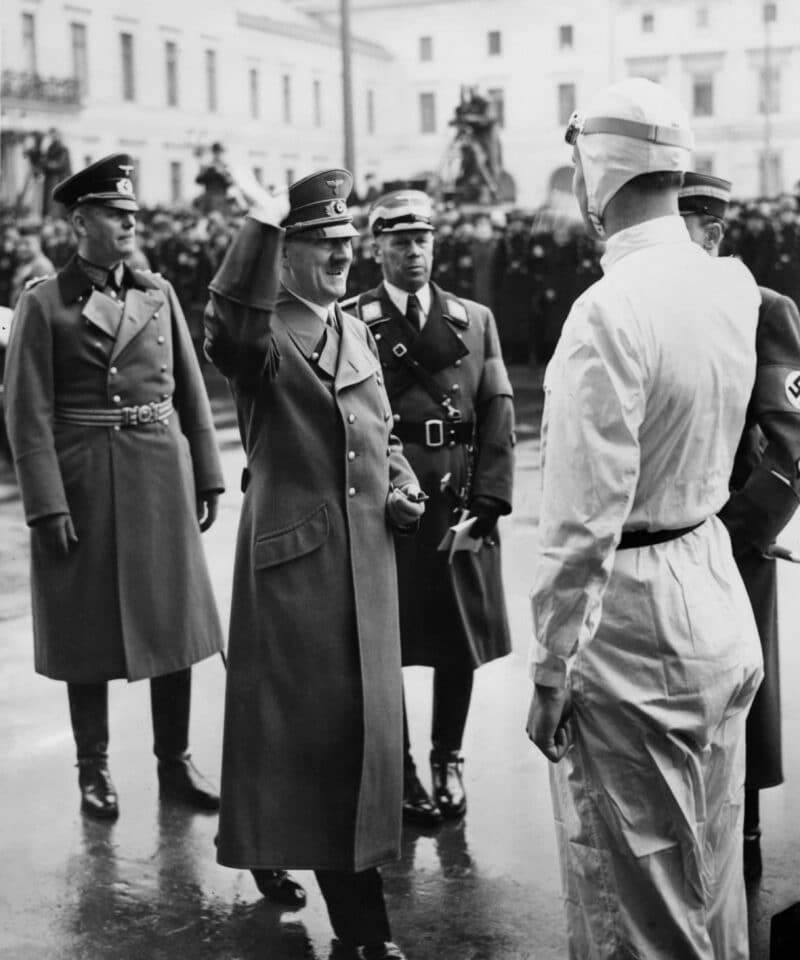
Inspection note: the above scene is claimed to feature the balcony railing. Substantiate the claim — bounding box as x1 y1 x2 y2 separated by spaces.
1 70 81 108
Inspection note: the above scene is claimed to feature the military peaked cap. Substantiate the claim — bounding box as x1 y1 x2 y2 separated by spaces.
368 189 435 235
53 153 139 212
679 172 732 220
282 168 359 239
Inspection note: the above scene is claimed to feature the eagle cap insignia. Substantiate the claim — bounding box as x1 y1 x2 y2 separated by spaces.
325 177 345 195
118 164 134 176
446 299 468 323
116 178 134 195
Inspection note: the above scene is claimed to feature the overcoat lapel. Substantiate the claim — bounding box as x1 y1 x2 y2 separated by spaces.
278 289 338 379
336 304 379 392
111 287 166 362
82 290 123 340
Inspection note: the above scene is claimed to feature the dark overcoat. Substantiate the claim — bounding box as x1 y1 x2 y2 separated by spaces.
720 286 800 789
3 257 224 682
357 282 514 668
206 220 417 872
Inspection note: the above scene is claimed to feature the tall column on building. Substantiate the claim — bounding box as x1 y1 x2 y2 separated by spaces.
340 0 356 180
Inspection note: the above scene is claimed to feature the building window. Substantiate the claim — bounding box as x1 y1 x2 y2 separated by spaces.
559 24 574 50
165 41 178 108
282 74 292 123
253 166 263 185
419 92 436 134
169 161 182 204
313 79 322 127
488 30 502 56
121 33 135 101
758 65 781 114
763 2 777 23
249 67 260 119
759 150 782 194
205 49 218 113
285 168 295 188
557 82 576 125
641 12 655 33
694 154 714 175
22 12 37 74
692 75 713 116
71 23 89 97
366 89 375 135
487 87 505 128
696 6 709 28
420 35 433 61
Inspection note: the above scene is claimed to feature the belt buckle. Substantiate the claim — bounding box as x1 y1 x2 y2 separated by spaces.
121 405 137 427
137 403 155 424
424 419 444 447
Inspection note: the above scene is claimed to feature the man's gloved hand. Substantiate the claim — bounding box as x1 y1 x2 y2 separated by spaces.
197 493 220 532
32 514 78 556
387 484 427 528
467 495 504 539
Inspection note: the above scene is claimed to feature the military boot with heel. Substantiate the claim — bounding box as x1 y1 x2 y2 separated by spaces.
78 760 119 820
430 751 466 820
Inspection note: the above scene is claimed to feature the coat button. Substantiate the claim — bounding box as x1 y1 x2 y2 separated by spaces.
454 359 462 367
451 384 460 392
162 392 169 400
160 364 167 372
109 366 118 376
375 333 382 341
348 451 356 461
393 413 401 423
157 335 165 344
312 352 320 361
347 414 356 424
112 394 121 403
113 425 121 432
348 486 356 497
448 441 456 448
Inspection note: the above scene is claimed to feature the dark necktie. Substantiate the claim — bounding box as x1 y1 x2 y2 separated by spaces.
406 293 422 329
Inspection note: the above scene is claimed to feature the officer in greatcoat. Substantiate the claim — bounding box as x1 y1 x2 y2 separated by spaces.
679 171 800 882
3 154 225 820
355 189 514 826
203 170 423 960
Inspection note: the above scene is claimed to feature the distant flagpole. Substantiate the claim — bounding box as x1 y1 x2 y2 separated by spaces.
340 0 356 181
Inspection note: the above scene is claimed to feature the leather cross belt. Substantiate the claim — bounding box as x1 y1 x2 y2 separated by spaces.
55 398 174 428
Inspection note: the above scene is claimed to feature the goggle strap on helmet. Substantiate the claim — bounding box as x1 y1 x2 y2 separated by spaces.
581 116 693 150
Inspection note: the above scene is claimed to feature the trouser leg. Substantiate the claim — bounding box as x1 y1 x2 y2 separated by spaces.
744 787 760 836
315 868 392 946
150 668 191 760
67 681 109 762
431 665 474 756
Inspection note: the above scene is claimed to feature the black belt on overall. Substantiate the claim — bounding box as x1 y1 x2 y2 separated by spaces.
393 418 474 449
617 521 703 550
54 398 173 428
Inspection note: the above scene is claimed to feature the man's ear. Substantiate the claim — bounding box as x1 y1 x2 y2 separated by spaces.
705 221 724 252
372 239 382 263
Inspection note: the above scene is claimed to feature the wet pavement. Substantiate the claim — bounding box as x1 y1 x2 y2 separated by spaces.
0 365 798 959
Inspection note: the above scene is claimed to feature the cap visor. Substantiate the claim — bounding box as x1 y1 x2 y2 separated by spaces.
376 222 435 234
290 221 360 240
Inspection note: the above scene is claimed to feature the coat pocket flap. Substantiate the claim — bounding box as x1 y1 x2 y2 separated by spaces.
254 503 329 570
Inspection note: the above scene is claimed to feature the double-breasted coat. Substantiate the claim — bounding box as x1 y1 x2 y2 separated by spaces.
356 282 514 669
719 286 800 789
3 256 224 683
205 219 418 872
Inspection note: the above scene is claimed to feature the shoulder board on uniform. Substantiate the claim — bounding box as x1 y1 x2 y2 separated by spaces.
339 294 358 312
359 299 387 325
24 274 53 291
443 297 469 328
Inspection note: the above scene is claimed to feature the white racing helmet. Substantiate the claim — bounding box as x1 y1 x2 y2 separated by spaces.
565 77 694 236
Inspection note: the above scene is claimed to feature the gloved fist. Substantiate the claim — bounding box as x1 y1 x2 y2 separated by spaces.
467 495 503 539
32 514 78 556
387 484 427 528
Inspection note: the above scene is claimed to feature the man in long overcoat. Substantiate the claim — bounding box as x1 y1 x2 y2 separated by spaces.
204 170 423 960
355 189 514 826
680 172 800 882
3 155 224 821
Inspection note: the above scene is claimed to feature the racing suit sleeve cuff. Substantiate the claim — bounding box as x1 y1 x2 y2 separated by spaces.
529 644 568 689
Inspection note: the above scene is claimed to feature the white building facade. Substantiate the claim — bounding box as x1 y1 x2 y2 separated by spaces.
0 0 393 207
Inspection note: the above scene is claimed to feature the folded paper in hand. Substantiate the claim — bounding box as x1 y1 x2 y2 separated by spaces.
437 512 483 564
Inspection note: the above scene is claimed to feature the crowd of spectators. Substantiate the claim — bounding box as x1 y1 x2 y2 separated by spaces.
3 191 800 370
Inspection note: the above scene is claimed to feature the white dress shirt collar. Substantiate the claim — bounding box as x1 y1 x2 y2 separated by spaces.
383 279 432 326
284 284 334 324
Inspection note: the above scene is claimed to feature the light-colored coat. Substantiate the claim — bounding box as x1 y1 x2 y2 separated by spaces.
3 257 224 682
207 220 417 872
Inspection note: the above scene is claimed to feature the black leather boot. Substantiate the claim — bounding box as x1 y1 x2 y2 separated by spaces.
251 869 307 908
158 754 220 810
78 759 119 820
430 751 466 820
403 763 442 827
744 829 763 884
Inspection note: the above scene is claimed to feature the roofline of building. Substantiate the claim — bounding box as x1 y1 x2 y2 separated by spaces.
236 11 394 60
